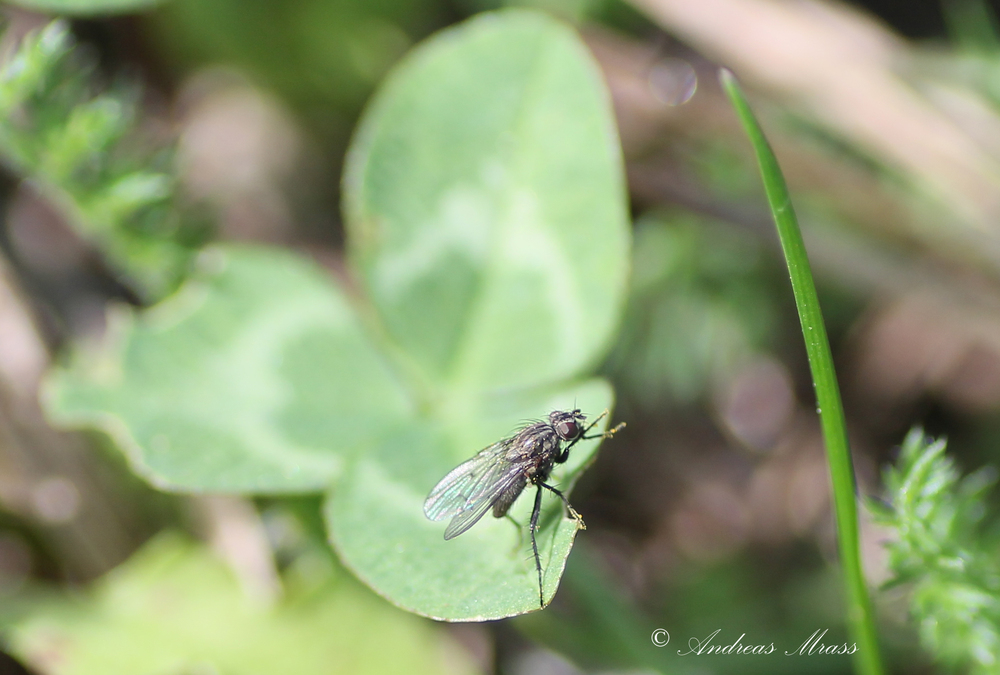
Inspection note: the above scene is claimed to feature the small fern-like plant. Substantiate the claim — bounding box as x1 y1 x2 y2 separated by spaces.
871 428 1000 672
0 21 204 301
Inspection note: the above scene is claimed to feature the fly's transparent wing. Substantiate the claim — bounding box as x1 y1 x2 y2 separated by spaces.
442 468 525 540
424 440 510 522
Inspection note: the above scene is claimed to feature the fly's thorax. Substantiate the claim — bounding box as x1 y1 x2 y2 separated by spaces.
527 456 557 484
501 423 561 482
526 436 561 482
509 424 556 458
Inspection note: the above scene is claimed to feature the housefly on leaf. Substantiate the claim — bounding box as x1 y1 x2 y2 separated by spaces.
424 409 625 609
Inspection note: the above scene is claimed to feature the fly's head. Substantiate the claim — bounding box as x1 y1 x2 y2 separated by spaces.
550 409 586 442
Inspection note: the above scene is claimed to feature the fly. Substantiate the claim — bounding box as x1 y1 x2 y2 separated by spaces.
423 409 625 608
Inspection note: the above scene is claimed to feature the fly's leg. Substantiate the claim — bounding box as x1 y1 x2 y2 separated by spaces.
582 421 626 441
531 482 585 609
559 409 626 460
539 481 586 531
530 485 545 609
580 408 609 438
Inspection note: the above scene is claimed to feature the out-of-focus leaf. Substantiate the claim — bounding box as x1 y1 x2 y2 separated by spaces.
43 245 413 493
4 0 166 14
344 9 629 395
328 9 629 620
7 534 479 675
39 9 629 621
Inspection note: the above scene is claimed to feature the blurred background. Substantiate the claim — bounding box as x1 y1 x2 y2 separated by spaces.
2 0 1000 673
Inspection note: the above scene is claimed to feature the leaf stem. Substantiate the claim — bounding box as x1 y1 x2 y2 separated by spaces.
719 68 884 675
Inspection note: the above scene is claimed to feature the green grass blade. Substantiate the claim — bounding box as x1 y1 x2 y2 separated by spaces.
719 68 885 675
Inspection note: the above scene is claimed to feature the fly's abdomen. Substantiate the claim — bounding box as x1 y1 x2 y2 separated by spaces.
491 474 527 518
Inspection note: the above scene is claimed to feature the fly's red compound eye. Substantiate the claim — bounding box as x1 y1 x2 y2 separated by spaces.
556 420 580 440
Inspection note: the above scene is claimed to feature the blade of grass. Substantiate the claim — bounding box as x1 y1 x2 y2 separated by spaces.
719 69 884 675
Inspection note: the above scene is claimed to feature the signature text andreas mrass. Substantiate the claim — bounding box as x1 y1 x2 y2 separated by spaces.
650 628 857 656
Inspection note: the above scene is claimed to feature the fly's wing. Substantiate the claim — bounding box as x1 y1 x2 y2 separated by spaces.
423 439 527 539
424 440 509 522
442 467 525 540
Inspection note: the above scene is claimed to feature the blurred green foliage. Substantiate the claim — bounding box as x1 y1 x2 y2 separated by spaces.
871 429 1000 673
40 9 630 624
144 0 652 153
8 533 478 675
9 0 1000 672
606 210 780 405
147 0 449 148
0 22 205 301
4 0 165 15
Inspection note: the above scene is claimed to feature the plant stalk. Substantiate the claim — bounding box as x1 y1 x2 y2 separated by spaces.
719 68 884 675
